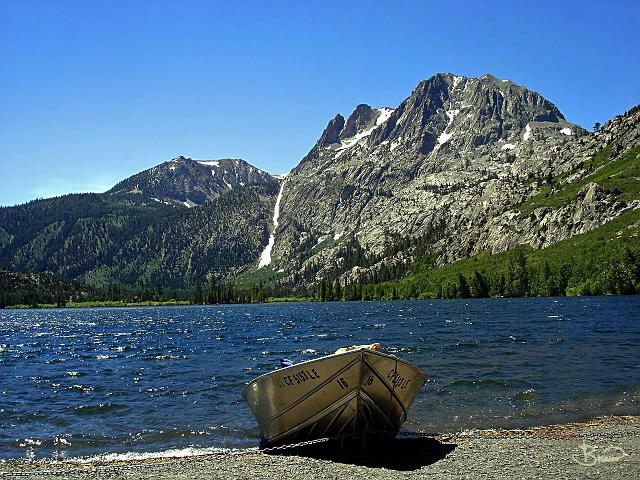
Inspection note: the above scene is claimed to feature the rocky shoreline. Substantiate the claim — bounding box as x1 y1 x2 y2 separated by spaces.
1 416 637 479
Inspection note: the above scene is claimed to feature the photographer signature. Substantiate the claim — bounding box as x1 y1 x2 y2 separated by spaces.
572 440 629 466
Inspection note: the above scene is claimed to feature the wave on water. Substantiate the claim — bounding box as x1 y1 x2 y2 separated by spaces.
450 378 514 388
68 445 257 463
510 388 537 402
144 354 186 361
95 354 117 360
66 384 94 393
73 403 125 416
15 436 71 449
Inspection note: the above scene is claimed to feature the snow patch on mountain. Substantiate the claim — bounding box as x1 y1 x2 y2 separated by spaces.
376 108 394 126
258 180 286 268
198 161 220 167
337 128 373 151
436 109 460 147
335 108 395 153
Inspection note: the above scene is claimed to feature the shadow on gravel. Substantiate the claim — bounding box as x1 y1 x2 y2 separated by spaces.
265 435 457 471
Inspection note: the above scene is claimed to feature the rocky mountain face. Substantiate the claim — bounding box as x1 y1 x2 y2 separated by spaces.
454 107 640 264
108 156 274 206
267 73 638 287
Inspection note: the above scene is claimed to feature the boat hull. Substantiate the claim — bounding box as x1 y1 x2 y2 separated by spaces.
242 349 427 447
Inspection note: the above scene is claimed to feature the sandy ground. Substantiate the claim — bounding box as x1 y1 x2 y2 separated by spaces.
1 416 638 479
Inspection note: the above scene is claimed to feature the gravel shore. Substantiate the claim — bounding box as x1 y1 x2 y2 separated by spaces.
1 416 638 479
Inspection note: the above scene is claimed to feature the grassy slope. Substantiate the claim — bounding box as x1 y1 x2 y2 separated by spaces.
519 144 639 214
234 266 285 289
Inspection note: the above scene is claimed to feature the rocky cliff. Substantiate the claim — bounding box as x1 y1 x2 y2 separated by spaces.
266 74 638 288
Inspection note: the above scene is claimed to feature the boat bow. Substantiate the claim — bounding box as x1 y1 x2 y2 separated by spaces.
243 349 427 446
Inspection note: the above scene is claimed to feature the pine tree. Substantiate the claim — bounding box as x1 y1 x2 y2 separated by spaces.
207 277 218 304
191 283 204 304
457 273 471 298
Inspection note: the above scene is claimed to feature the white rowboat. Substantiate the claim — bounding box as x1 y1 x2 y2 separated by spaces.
243 347 427 447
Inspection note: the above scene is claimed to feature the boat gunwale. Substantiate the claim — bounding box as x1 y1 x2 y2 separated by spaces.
241 348 427 400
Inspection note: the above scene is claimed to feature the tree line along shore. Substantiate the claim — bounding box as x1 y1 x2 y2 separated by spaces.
2 238 638 309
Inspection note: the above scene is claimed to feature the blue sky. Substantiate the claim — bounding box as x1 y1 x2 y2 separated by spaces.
1 0 638 206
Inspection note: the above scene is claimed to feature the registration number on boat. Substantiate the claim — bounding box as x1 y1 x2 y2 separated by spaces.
387 368 410 390
276 368 320 388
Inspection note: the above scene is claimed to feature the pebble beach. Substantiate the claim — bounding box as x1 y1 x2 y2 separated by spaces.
1 416 637 479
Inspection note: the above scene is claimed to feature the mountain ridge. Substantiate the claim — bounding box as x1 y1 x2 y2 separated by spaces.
0 72 638 296
108 156 274 207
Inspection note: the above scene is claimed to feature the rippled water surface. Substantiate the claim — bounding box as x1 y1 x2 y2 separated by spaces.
1 297 639 460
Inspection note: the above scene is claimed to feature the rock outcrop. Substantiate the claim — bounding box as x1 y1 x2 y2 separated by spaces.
267 74 638 287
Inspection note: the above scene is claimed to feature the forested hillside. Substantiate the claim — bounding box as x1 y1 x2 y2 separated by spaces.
0 182 279 289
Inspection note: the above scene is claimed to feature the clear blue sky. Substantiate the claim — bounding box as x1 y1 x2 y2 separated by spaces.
1 0 638 206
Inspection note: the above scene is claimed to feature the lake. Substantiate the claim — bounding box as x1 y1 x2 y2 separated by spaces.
1 297 639 460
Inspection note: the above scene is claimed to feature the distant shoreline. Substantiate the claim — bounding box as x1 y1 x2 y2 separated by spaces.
4 300 192 309
3 293 639 310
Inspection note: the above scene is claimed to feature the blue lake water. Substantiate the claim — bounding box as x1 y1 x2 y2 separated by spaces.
1 297 639 460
